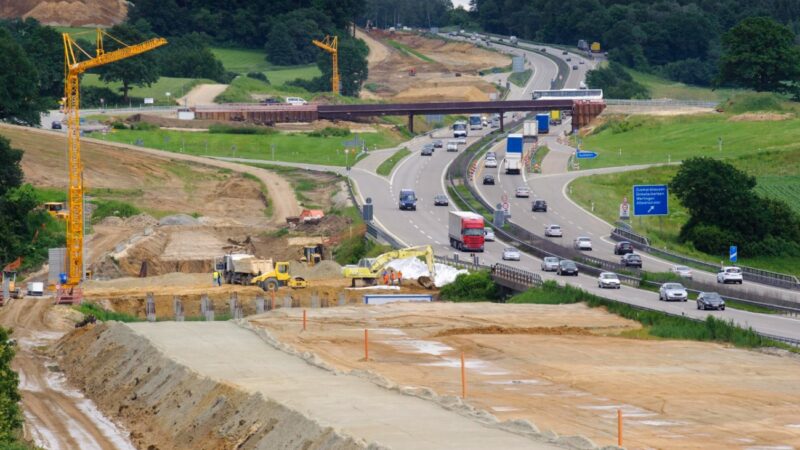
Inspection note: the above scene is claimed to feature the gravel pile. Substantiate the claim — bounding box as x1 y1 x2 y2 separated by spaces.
289 260 343 280
158 214 200 226
125 213 158 228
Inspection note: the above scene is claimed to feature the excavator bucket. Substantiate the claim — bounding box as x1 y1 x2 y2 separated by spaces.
417 276 435 289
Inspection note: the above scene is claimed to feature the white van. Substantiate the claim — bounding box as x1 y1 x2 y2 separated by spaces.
285 97 308 106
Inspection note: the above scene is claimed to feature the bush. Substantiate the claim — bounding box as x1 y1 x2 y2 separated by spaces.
586 62 650 99
246 72 269 83
719 93 786 114
130 121 158 131
0 327 22 444
439 271 501 301
208 124 277 135
91 199 140 223
680 223 731 255
76 303 141 322
111 121 127 130
308 126 351 138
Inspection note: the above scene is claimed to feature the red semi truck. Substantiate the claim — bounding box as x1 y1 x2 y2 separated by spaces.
448 211 485 252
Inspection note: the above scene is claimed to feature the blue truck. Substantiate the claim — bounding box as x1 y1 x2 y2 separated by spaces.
536 113 550 134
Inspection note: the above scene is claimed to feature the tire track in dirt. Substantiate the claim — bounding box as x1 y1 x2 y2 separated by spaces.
1 298 136 449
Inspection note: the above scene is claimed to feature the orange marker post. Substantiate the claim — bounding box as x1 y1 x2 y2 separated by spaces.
302 309 307 331
461 351 466 399
618 408 623 446
364 329 369 361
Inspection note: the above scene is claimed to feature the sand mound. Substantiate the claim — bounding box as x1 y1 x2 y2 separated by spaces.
288 260 343 280
435 325 593 337
728 112 794 122
1 0 127 26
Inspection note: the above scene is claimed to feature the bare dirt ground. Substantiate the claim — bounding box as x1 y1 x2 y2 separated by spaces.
0 298 136 449
357 28 390 69
178 84 229 107
251 302 800 450
361 30 510 102
0 0 126 26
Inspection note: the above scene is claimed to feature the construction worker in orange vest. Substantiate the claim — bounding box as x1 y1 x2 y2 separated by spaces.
389 270 396 286
397 270 403 286
383 270 389 285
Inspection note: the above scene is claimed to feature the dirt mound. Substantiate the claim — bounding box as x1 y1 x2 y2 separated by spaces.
55 323 364 449
728 112 794 122
435 325 593 337
289 260 343 280
0 0 127 26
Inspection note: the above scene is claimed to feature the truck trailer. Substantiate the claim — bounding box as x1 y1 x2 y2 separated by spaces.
536 113 550 134
448 211 485 252
522 120 538 138
505 133 523 175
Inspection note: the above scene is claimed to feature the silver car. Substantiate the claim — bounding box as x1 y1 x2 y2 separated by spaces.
670 265 693 279
544 224 563 237
573 236 592 251
597 272 621 289
502 247 521 261
659 283 688 302
484 227 495 241
541 256 559 271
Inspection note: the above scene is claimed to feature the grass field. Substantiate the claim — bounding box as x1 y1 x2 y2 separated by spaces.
376 148 411 176
214 76 311 102
508 69 532 87
81 74 214 105
625 69 744 102
386 39 435 62
568 149 800 275
210 47 320 83
579 114 800 170
96 127 405 167
54 26 97 36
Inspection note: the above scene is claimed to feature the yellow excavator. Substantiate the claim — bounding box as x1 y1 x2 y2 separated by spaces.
342 245 436 288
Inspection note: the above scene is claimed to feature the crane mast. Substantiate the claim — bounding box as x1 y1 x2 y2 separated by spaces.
312 35 339 95
57 30 166 303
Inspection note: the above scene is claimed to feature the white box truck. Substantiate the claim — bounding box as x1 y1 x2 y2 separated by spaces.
523 120 538 138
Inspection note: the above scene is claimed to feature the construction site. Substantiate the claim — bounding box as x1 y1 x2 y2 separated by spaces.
1 9 800 450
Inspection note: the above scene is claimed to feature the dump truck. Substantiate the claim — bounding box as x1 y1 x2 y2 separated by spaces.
449 211 485 252
215 254 306 291
342 245 435 288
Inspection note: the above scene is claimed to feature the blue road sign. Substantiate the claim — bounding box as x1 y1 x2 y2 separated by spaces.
576 150 598 159
633 185 669 216
730 246 738 262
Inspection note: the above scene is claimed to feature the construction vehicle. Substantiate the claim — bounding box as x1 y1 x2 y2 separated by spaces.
312 35 339 95
59 29 166 304
1 258 23 306
409 67 417 76
301 244 324 266
591 42 601 53
43 202 68 220
252 262 307 291
342 245 436 288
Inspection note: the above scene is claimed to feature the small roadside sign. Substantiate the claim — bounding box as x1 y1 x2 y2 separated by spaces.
730 246 738 263
619 197 630 220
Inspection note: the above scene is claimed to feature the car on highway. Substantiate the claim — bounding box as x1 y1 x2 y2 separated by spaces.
433 194 449 206
51 121 62 130
597 272 621 289
562 50 568 55
572 65 578 70
423 143 434 153
433 140 443 148
541 256 559 271
531 199 547 212
659 282 688 302
484 227 495 241
456 137 467 144
486 151 496 159
515 186 531 198
540 47 547 52
421 147 433 156
446 141 459 152
398 188 417 211
502 247 521 261
717 266 743 284
579 60 585 64
670 265 693 279
544 224 562 237
557 260 579 276
613 241 634 255
697 292 725 310
566 57 572 62
484 157 498 168
620 253 642 268
483 175 495 185
573 236 592 251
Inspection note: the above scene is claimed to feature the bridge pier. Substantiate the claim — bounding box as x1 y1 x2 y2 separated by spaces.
408 113 414 133
499 112 504 132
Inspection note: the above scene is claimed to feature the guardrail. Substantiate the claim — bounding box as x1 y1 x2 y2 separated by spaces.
610 228 800 291
604 99 718 108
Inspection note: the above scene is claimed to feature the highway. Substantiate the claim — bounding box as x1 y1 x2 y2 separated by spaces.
344 38 800 342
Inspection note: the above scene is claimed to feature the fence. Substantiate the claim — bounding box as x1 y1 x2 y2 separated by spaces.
604 99 718 108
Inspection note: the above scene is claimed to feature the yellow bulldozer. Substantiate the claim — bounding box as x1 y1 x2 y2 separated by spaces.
342 245 436 288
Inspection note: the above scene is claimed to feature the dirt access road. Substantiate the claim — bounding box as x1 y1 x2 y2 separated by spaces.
126 321 563 450
178 84 228 107
253 302 800 450
0 298 135 449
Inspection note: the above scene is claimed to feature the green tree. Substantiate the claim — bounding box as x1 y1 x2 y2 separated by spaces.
585 62 649 99
2 19 64 102
265 22 299 65
328 37 369 96
96 24 160 102
717 16 800 92
153 33 226 81
0 327 22 444
0 136 23 197
0 28 44 125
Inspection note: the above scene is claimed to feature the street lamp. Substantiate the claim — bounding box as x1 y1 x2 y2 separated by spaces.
100 98 105 112
166 92 171 105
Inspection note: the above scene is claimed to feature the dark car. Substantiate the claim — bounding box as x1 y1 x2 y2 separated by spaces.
433 194 449 206
620 253 643 268
51 121 62 129
421 147 433 156
261 97 282 104
566 57 572 62
483 175 495 185
432 140 443 148
532 199 547 212
423 143 435 153
557 260 579 276
697 292 726 311
562 50 568 55
572 65 578 70
540 47 547 52
614 241 634 255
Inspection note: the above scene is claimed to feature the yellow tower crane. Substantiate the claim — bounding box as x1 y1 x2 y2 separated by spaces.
57 30 167 304
312 35 339 95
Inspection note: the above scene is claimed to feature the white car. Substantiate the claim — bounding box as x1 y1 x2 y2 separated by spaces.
717 266 743 284
659 283 688 302
597 272 621 289
485 157 498 168
541 256 559 271
446 141 459 152
285 96 307 105
515 186 531 198
573 236 592 251
670 265 693 279
484 227 495 241
502 247 521 261
544 224 562 237
457 137 467 144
